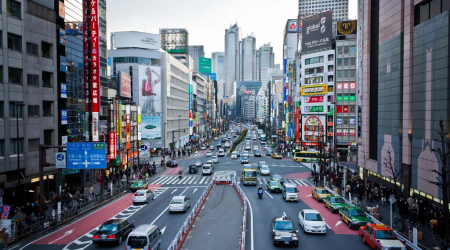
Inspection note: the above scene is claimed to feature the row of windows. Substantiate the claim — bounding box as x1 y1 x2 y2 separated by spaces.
415 0 450 25
337 46 356 55
0 130 55 155
305 56 324 65
337 58 356 67
305 66 324 75
336 70 356 78
0 101 54 118
1 31 53 57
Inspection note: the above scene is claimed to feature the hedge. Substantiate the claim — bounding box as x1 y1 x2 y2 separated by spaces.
230 129 248 153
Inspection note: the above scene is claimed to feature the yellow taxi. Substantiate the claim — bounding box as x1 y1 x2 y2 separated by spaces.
311 187 331 202
271 153 282 159
359 223 406 249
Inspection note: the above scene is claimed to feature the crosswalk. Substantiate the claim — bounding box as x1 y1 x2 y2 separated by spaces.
149 176 313 186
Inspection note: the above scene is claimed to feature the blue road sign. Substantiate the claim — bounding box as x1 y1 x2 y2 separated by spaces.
67 142 107 169
141 145 148 151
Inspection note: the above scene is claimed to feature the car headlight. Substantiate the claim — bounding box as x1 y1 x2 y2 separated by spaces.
292 236 298 240
274 236 281 240
352 218 357 222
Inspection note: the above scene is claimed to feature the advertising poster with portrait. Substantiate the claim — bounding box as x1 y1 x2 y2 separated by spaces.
139 65 162 115
301 115 326 142
141 116 161 140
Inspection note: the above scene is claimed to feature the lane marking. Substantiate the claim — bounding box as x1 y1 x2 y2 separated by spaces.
265 191 273 199
48 230 75 245
151 187 189 225
335 221 343 227
244 196 255 250
171 189 178 194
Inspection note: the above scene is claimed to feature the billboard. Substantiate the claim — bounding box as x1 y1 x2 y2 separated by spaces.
305 96 324 103
118 71 131 98
141 116 161 140
199 57 212 74
302 115 326 142
287 20 298 33
115 31 160 50
90 0 100 141
139 65 162 115
337 20 357 36
302 11 332 53
301 84 327 95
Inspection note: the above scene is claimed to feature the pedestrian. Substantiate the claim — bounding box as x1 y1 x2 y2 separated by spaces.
89 182 94 195
429 217 438 239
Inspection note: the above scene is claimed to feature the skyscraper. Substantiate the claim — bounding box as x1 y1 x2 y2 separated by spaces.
257 43 275 86
239 34 256 81
211 52 225 101
224 23 240 98
188 45 205 73
298 0 349 20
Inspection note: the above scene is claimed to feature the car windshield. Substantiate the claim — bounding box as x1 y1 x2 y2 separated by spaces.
98 223 118 232
242 157 247 160
171 199 184 204
332 197 345 203
232 153 237 155
285 187 298 193
255 150 261 153
305 213 323 221
127 236 148 247
261 166 269 170
195 161 201 164
270 181 281 186
244 171 256 177
317 189 329 194
207 151 211 154
349 209 366 217
212 156 217 159
274 221 295 230
260 162 266 165
272 175 281 180
375 230 397 239
132 181 142 186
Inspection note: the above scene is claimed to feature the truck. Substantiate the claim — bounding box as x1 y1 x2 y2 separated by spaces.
241 165 257 185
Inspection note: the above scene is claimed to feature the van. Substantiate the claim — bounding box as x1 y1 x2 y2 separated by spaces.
202 164 213 175
126 224 161 250
282 183 299 202
218 149 225 157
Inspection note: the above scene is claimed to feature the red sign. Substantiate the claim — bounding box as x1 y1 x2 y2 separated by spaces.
110 132 116 159
243 90 255 95
337 106 342 113
302 142 319 146
305 96 324 103
350 82 356 89
295 107 300 143
343 106 349 113
350 129 355 136
337 83 342 89
90 0 100 141
126 114 130 124
343 129 349 136
344 82 349 89
337 129 342 136
120 72 132 98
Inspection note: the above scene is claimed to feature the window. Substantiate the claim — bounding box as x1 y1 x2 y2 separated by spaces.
343 58 349 66
350 70 356 78
350 106 356 113
28 138 39 151
9 102 23 118
0 102 3 118
350 46 356 55
28 105 39 117
26 42 38 56
8 67 22 85
343 117 349 125
42 42 52 58
343 70 349 78
42 71 53 87
44 130 53 146
101 68 107 77
7 33 22 51
327 86 333 92
305 56 324 65
328 54 334 61
27 74 39 87
328 65 334 72
337 58 342 66
328 75 334 82
337 47 343 54
10 138 24 154
0 140 3 156
6 0 21 19
43 101 53 116
337 70 342 78
305 66 324 75
101 106 108 116
350 58 356 66
343 46 349 54
0 66 3 83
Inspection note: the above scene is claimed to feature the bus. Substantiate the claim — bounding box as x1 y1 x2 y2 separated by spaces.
294 150 319 163
242 165 257 185
260 134 267 144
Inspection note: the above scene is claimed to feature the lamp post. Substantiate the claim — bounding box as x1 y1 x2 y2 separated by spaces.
15 102 25 206
179 115 181 149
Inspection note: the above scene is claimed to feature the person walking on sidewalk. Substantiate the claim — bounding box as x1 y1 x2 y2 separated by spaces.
429 217 438 239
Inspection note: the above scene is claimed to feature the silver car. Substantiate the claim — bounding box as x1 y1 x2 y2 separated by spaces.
132 189 154 204
259 165 270 175
169 196 191 213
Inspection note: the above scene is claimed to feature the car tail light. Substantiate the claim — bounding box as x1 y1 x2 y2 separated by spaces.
92 235 100 239
107 235 116 239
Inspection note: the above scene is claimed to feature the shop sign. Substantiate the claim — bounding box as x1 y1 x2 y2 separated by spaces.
344 82 349 89
343 95 349 101
343 106 349 113
350 95 356 101
302 142 319 146
350 82 356 89
337 83 342 89
63 169 80 176
305 96 323 103
350 129 355 136
350 118 355 125
304 106 324 112
301 84 327 95
337 118 342 125
110 132 117 159
337 129 342 136
343 129 349 136
90 0 100 142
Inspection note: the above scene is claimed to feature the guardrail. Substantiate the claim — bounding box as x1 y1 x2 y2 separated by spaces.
324 186 422 250
167 180 215 250
233 180 248 250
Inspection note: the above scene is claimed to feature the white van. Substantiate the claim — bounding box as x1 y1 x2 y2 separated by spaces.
126 224 161 250
224 141 231 148
202 164 213 175
218 148 225 157
282 183 299 202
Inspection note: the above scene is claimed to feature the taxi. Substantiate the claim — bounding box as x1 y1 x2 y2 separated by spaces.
339 205 371 229
271 153 282 159
323 195 347 213
129 180 148 192
311 187 331 202
359 223 406 250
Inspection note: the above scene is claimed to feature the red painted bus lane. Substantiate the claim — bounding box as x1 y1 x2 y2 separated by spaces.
297 186 357 235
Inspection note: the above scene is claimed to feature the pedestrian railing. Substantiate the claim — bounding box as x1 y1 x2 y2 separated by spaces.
324 186 422 250
167 180 215 250
233 180 248 250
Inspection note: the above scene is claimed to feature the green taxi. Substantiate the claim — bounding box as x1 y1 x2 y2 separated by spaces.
323 195 347 213
267 180 283 193
129 180 148 192
339 205 371 229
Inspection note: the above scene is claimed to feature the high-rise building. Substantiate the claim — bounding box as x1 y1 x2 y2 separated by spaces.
188 45 205 73
298 0 349 20
224 24 241 98
239 34 256 81
257 43 275 87
360 0 450 205
211 52 225 101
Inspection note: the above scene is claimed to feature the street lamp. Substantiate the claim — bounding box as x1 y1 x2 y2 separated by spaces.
15 102 25 206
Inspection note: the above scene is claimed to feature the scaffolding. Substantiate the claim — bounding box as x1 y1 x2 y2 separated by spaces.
160 28 189 54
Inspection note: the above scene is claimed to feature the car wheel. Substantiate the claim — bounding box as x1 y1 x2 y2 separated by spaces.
348 222 352 229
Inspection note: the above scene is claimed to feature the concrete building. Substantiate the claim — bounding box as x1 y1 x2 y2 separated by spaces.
359 0 450 203
239 34 256 81
298 0 349 20
192 73 207 137
211 52 224 102
188 45 205 73
160 28 189 68
0 0 58 204
283 19 298 142
257 43 275 87
224 24 241 98
256 87 268 123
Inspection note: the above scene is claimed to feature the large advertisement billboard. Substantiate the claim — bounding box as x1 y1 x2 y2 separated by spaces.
141 116 161 140
139 65 162 115
337 20 357 36
119 71 131 98
302 115 326 142
302 11 332 53
198 57 212 74
115 31 160 50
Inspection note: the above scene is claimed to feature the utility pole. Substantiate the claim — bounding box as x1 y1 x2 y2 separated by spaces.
15 102 25 206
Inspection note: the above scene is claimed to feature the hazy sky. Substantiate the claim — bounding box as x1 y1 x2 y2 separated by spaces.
107 0 357 65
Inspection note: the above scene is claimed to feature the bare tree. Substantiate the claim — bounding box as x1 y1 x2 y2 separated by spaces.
430 120 450 243
383 147 402 189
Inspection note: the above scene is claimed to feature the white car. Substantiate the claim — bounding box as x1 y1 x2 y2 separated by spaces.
206 151 213 157
169 196 191 213
253 146 258 151
209 146 214 150
212 156 218 163
259 165 270 175
242 151 249 157
202 164 213 175
245 145 251 150
200 145 206 150
132 189 154 204
206 160 214 166
264 145 269 150
224 142 231 148
218 149 225 157
214 137 218 141
298 209 327 234
231 151 238 159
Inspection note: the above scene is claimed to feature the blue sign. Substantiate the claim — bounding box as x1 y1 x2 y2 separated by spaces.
60 56 67 72
141 145 148 151
107 57 111 66
61 109 67 125
210 73 216 81
66 143 107 169
55 152 66 169
61 83 67 98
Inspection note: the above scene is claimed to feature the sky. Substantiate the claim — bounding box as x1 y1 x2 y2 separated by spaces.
107 0 357 65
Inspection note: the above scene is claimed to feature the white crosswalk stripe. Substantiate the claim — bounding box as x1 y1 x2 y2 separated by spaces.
149 176 313 186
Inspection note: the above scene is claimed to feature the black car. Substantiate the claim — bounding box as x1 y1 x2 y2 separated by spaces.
254 150 262 157
217 143 222 148
189 165 197 174
221 138 226 142
266 149 273 156
166 160 178 168
271 216 299 247
93 219 134 245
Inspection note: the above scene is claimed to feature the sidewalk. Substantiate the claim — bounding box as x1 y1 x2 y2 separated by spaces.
182 185 242 250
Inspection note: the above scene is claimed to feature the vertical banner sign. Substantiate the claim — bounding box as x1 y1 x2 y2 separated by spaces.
126 106 131 142
189 72 193 135
90 0 100 141
119 103 122 145
296 107 300 142
110 132 116 159
83 0 89 140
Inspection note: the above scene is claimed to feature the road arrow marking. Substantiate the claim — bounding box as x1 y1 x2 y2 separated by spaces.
193 188 198 193
335 221 343 227
264 191 273 198
161 226 166 234
305 194 312 197
171 189 178 194
48 229 74 244
325 223 331 229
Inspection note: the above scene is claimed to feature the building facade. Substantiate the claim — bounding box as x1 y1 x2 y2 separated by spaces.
257 43 274 87
188 45 205 73
224 24 240 98
239 34 256 81
298 0 349 20
211 52 224 102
